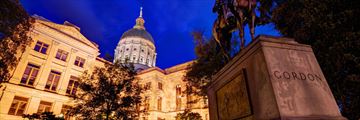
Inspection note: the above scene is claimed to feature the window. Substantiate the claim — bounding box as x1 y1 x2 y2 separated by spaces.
61 105 72 120
157 97 162 111
126 48 129 51
55 49 69 61
145 82 151 90
144 96 150 111
74 57 85 67
66 76 79 95
45 70 61 91
146 59 149 64
186 85 193 108
21 64 40 86
37 101 52 113
34 41 49 54
176 85 181 110
158 82 163 90
133 55 136 62
140 56 143 63
8 96 28 116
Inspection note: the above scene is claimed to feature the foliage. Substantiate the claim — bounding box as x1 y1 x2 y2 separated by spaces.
68 62 143 120
271 0 360 119
103 53 114 62
184 31 233 97
175 109 202 120
0 0 34 84
23 112 64 120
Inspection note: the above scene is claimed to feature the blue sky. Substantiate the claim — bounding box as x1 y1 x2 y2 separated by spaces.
20 0 280 69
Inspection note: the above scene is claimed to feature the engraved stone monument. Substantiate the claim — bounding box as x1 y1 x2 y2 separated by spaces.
207 35 346 120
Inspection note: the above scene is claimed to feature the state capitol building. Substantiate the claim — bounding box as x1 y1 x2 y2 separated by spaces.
0 7 209 120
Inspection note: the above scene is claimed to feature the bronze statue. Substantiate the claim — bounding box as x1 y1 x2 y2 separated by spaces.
212 0 256 51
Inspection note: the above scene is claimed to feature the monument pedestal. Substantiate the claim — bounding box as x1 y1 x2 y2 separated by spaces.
207 36 346 120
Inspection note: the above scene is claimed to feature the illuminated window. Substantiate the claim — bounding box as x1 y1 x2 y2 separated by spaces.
55 49 69 61
45 70 61 91
144 96 150 111
157 118 165 120
61 105 72 120
37 101 52 113
34 41 49 54
66 76 79 95
145 82 151 90
186 85 193 108
157 97 162 111
8 96 28 116
21 64 40 86
140 56 143 62
125 55 129 60
176 85 181 110
158 82 163 90
74 57 85 68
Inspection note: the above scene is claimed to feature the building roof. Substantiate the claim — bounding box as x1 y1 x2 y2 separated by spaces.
120 28 154 43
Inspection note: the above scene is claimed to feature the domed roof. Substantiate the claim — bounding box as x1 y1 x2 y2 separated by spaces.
121 28 154 43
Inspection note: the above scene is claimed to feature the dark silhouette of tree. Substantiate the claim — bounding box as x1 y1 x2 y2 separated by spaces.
184 31 232 97
0 0 34 84
272 0 360 119
23 112 64 120
103 53 114 62
68 62 143 120
175 109 202 120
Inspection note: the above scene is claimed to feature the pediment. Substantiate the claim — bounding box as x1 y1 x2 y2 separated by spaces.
36 20 98 50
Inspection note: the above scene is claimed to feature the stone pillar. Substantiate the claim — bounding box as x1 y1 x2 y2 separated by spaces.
52 101 63 114
0 91 15 114
207 35 346 120
27 97 41 114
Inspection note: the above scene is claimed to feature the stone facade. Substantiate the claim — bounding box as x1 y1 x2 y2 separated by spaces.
0 18 107 120
137 62 209 120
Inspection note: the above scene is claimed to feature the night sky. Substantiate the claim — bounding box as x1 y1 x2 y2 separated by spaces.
20 0 280 69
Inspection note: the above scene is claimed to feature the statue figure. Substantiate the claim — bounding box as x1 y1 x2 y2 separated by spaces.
212 0 257 52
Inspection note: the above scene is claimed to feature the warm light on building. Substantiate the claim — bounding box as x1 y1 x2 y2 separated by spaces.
0 8 209 120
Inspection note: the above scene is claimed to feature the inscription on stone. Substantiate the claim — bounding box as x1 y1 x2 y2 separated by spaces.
273 71 322 82
216 70 252 120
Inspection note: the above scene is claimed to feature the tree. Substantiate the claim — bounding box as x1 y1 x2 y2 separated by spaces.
175 109 202 120
271 0 360 119
0 0 34 84
184 31 234 97
68 62 143 120
23 112 64 120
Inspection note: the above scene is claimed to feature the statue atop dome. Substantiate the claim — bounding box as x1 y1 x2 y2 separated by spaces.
134 7 145 30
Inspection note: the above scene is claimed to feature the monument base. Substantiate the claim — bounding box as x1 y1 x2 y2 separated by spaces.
207 35 346 120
